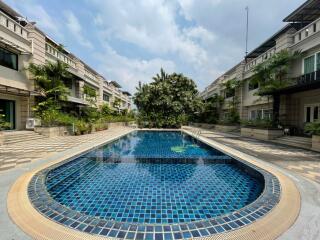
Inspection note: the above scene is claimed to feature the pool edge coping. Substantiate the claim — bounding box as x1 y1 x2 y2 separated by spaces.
7 128 301 240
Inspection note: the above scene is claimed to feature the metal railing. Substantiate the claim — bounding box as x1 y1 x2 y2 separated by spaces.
296 70 320 85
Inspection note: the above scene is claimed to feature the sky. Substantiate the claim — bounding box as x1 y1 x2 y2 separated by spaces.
5 0 305 94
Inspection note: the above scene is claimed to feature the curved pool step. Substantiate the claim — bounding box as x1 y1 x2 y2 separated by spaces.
48 161 99 197
46 158 91 188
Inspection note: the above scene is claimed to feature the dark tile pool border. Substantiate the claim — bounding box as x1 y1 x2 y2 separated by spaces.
27 130 281 240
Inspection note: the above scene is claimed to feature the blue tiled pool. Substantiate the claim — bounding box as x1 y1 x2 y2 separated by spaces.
29 131 280 239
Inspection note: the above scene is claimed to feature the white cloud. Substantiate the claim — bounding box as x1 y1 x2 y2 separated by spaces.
94 44 176 93
4 0 305 93
64 11 93 49
89 0 209 67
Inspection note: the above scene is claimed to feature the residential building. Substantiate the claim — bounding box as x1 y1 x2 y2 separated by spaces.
0 1 131 130
201 0 320 135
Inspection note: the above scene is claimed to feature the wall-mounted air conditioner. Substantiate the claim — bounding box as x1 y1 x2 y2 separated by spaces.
26 118 41 129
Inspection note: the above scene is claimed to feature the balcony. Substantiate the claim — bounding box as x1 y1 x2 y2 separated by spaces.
84 69 100 87
297 70 320 86
245 47 276 72
45 43 77 69
293 17 320 45
0 11 28 40
0 11 31 53
274 70 320 95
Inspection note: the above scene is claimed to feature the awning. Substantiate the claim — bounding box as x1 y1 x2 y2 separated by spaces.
246 24 304 59
0 84 36 96
283 0 320 23
273 81 320 95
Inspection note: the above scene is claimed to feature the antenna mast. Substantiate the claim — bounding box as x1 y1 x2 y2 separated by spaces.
245 6 249 59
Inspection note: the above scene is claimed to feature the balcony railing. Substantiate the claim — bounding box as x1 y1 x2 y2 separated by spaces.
296 70 320 86
293 17 320 45
0 11 29 40
245 47 276 72
45 43 76 68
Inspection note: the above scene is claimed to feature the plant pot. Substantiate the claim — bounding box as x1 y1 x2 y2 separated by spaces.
312 135 320 152
241 127 283 140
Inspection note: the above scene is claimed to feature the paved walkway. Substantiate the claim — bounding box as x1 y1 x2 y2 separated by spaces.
193 128 320 184
0 127 132 171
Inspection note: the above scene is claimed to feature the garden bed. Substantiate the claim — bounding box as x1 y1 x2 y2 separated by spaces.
241 127 283 140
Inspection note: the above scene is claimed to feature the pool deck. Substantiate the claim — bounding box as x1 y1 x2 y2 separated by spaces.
188 127 320 184
1 127 320 239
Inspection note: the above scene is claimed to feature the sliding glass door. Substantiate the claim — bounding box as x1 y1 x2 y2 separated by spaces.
0 99 16 130
304 103 320 123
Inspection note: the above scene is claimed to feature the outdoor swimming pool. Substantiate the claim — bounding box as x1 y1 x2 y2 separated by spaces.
28 131 280 239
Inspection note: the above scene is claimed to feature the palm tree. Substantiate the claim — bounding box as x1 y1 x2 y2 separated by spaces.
152 68 168 83
28 60 71 103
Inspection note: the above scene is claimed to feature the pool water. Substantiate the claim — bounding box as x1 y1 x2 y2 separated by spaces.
45 131 263 225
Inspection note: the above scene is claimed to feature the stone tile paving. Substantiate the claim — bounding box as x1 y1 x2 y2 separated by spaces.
0 127 131 171
197 129 320 184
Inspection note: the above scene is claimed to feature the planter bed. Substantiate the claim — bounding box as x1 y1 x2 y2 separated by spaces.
312 135 320 152
34 126 73 137
214 124 239 132
241 127 283 140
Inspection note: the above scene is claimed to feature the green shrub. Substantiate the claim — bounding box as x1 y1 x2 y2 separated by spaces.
93 118 109 131
305 121 320 136
241 119 274 129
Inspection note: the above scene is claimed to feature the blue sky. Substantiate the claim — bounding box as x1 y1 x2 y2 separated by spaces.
5 0 305 94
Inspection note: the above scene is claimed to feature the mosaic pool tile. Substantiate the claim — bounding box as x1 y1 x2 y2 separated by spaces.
28 131 281 239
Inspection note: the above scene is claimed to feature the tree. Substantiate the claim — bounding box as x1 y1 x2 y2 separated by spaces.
220 78 241 124
134 69 201 128
83 85 98 105
250 49 301 124
251 50 301 97
193 94 224 124
28 60 71 111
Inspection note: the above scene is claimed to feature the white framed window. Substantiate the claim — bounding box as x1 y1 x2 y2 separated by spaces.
249 109 272 120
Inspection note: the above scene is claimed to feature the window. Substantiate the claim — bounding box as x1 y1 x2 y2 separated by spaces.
314 106 319 121
263 109 272 120
317 53 320 71
249 109 272 120
0 47 18 70
225 89 235 98
305 29 309 37
304 55 315 74
249 110 256 120
64 80 73 90
103 93 110 102
257 110 263 119
248 81 259 91
299 32 302 41
314 23 317 33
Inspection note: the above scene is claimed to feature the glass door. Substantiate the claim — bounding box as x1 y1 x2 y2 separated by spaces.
0 99 16 130
305 104 320 123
